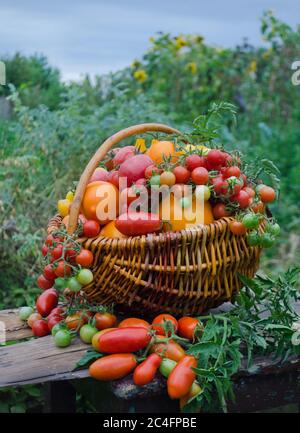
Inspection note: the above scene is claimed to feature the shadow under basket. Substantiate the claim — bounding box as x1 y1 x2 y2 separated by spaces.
47 122 265 317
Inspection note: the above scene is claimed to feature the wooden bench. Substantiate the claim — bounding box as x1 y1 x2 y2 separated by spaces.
0 305 299 413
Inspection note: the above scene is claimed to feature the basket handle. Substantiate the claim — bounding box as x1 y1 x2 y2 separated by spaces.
67 122 182 234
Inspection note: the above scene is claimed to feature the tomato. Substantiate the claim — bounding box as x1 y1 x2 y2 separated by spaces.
247 232 260 247
107 170 120 188
98 327 151 353
64 244 78 262
243 186 256 198
19 306 34 321
211 175 228 196
68 277 82 292
57 199 71 218
82 181 119 223
160 171 176 187
112 146 136 168
115 212 162 236
172 166 190 184
118 317 150 330
229 220 247 235
133 353 162 386
54 330 72 347
251 201 265 214
100 220 128 239
54 261 72 278
51 322 64 336
47 314 63 331
89 354 137 381
76 269 93 285
92 328 116 351
212 203 231 219
37 274 53 290
36 288 58 317
145 165 162 179
119 154 154 187
224 166 241 179
207 149 226 168
83 220 101 238
32 320 50 337
45 234 55 247
89 167 109 183
180 382 202 409
185 155 207 171
231 190 251 209
149 175 161 187
146 140 176 165
260 233 275 248
266 222 280 237
152 314 178 336
49 307 64 317
79 324 98 344
191 167 209 185
41 244 48 257
150 336 185 362
194 185 211 201
159 358 177 377
178 317 199 341
259 186 276 203
75 249 94 268
27 313 42 328
94 312 117 330
167 355 197 399
65 313 85 330
242 213 260 230
43 264 56 281
50 244 63 261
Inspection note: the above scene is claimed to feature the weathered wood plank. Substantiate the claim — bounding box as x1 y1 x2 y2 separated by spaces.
0 309 33 341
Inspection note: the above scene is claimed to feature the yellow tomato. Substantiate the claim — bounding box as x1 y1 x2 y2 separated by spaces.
65 191 74 202
57 199 71 217
100 220 128 239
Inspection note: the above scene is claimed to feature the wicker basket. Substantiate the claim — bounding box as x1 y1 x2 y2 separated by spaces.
47 123 265 316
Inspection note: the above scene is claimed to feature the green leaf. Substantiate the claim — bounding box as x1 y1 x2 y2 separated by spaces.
73 349 103 370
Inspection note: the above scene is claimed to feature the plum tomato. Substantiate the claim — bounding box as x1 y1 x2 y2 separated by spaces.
47 314 63 331
118 317 150 330
36 288 59 317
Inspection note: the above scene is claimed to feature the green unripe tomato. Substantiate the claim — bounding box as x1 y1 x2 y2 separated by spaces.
54 330 72 347
19 306 34 321
247 232 260 247
54 277 68 290
68 277 82 293
51 323 64 336
259 233 275 248
159 358 177 378
149 175 161 187
195 185 211 201
79 324 98 344
267 222 281 237
76 269 94 285
242 213 260 230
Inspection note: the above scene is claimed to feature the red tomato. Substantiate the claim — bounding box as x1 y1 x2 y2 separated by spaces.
133 353 162 386
115 212 162 236
152 314 178 336
145 165 162 179
118 317 150 330
251 201 265 214
119 154 153 186
229 220 247 235
32 320 50 337
41 244 48 257
45 234 55 246
185 155 207 171
64 244 78 262
37 274 53 290
47 314 63 331
113 146 136 168
83 220 101 238
224 166 241 178
211 176 228 196
207 149 226 168
173 166 190 184
75 249 94 268
212 203 231 219
89 354 137 381
150 336 185 362
43 264 56 281
243 186 256 198
178 317 199 341
231 190 251 209
191 167 209 185
259 186 276 203
36 288 59 317
54 261 72 278
94 312 117 330
98 327 151 353
27 313 42 328
50 244 63 261
167 355 197 399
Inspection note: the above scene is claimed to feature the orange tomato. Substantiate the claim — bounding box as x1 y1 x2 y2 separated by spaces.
178 317 199 341
100 221 128 239
89 354 137 381
150 335 185 362
146 140 177 164
65 313 85 330
92 328 116 351
82 181 119 224
152 313 178 336
94 312 117 330
118 317 150 330
62 213 87 228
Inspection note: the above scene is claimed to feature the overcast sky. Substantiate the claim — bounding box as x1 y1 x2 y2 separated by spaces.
0 0 299 81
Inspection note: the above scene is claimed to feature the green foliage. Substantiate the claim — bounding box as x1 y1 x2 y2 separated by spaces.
0 385 42 413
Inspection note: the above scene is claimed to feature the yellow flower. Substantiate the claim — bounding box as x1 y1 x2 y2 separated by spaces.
248 60 257 73
135 138 146 153
175 36 187 49
186 62 197 74
133 69 147 83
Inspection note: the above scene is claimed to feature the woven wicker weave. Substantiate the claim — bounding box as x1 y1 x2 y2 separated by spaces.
47 123 265 316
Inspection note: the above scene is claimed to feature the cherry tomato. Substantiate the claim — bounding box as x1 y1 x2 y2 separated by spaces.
45 234 55 247
133 353 162 386
54 330 72 347
266 222 280 237
150 336 185 362
242 213 260 230
231 190 251 209
251 201 265 214
89 354 137 381
173 166 190 184
191 167 209 185
260 233 275 248
43 264 56 281
36 288 59 317
194 185 211 201
41 244 48 257
229 221 247 235
118 317 150 330
224 166 241 179
47 314 63 331
167 355 197 399
152 314 178 336
80 324 98 344
19 306 34 321
178 317 199 341
65 313 85 330
54 261 72 278
145 165 162 179
207 149 226 168
68 277 82 293
185 155 207 171
98 327 151 353
247 232 260 246
149 175 161 186
259 186 276 203
92 328 116 351
64 244 78 262
76 269 93 285
37 274 53 290
48 307 64 317
32 320 50 337
160 171 176 187
50 244 63 261
27 312 42 328
75 249 94 268
243 186 256 198
212 203 231 219
51 322 64 336
211 176 228 196
83 220 101 238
